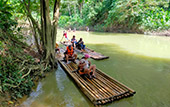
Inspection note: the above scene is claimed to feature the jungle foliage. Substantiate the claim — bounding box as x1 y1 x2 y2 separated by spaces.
0 0 50 104
59 0 170 32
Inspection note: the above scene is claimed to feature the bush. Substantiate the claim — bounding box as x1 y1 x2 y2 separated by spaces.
58 14 84 29
140 7 170 31
58 15 70 28
0 0 34 100
0 54 34 100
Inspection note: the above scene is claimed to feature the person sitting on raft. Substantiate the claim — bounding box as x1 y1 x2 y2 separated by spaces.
76 38 85 51
64 45 77 64
71 35 77 47
78 54 96 79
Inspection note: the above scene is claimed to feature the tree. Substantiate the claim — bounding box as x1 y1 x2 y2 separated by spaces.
78 0 84 18
21 0 60 68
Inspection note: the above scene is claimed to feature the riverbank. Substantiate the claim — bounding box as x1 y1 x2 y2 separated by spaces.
0 29 51 106
146 30 170 37
63 26 170 37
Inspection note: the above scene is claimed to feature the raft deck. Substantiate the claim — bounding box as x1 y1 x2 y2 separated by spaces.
58 60 136 105
60 42 109 60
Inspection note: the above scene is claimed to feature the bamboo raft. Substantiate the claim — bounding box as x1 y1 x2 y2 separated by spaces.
58 60 136 105
60 42 109 60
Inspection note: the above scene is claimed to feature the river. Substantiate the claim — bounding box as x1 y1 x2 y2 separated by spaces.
21 30 170 107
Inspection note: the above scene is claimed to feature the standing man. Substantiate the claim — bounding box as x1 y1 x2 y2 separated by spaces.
63 31 69 41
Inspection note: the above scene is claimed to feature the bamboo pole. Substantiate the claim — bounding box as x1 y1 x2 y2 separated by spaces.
69 64 109 103
95 76 119 96
70 62 125 101
96 73 126 94
93 77 118 97
95 75 124 100
90 78 113 98
70 61 108 103
73 73 102 104
95 73 124 99
65 62 105 103
96 69 135 94
75 73 102 98
59 60 98 104
97 72 131 99
69 63 108 103
68 60 132 100
58 47 135 105
75 73 106 104
67 63 76 72
97 69 128 90
85 77 110 103
69 62 78 70
90 78 113 103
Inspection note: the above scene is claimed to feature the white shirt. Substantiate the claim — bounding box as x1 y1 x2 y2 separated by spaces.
80 59 89 69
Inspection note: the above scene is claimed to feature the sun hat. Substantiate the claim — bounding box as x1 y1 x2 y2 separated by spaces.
84 54 90 58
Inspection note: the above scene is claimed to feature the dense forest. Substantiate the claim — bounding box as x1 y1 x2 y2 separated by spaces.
1 0 170 106
59 0 170 33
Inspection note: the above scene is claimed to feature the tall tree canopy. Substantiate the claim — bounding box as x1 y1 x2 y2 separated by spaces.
17 0 61 67
58 0 170 32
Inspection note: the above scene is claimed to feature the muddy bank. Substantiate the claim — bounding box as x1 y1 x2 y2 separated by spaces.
146 30 170 37
64 26 143 34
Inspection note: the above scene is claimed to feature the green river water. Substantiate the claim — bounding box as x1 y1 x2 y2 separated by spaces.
21 30 170 107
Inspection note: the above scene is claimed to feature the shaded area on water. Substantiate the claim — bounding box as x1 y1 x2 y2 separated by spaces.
22 30 170 107
21 65 93 107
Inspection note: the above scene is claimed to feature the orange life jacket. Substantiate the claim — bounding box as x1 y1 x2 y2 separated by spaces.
78 69 85 75
66 46 73 55
78 69 92 75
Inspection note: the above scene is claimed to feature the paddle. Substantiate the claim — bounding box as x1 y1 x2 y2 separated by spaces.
60 35 64 42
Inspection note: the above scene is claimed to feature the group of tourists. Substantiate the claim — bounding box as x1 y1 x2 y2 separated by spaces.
59 30 96 79
63 30 86 51
64 45 96 79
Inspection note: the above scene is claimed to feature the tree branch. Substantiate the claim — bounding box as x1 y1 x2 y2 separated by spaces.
21 0 41 38
52 0 60 49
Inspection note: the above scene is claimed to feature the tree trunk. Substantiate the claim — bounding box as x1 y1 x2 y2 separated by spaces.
40 0 60 68
22 0 42 55
74 3 77 15
52 0 60 50
28 18 42 55
67 4 72 16
78 0 84 18
23 0 60 68
40 0 54 66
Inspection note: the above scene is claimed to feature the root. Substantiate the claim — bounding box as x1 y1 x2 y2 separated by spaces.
21 68 32 79
3 83 18 88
